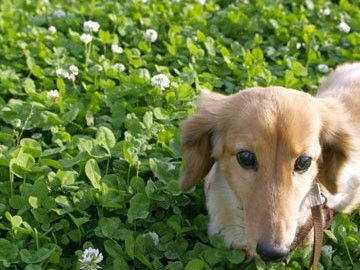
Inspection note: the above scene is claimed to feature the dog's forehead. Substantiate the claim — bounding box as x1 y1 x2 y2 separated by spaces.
221 87 322 151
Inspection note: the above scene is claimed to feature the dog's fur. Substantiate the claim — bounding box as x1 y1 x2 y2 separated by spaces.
180 63 360 259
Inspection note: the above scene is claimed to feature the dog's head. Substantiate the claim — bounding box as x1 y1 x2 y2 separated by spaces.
180 87 353 260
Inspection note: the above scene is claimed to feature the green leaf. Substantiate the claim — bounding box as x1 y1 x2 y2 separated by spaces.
96 126 116 154
255 257 266 270
20 248 55 264
153 107 169 120
333 254 344 267
55 195 72 211
85 159 102 189
66 229 81 242
127 193 150 223
135 251 153 269
337 225 347 239
39 158 63 169
104 239 123 258
59 151 90 168
20 138 42 158
56 77 65 93
138 40 150 52
164 41 176 56
9 195 28 210
0 238 19 263
125 235 135 259
122 141 139 166
20 182 49 202
30 65 44 78
25 265 42 270
68 213 90 228
292 61 308 77
204 248 224 266
28 196 39 208
185 259 208 270
99 217 122 239
113 258 130 270
303 24 315 44
99 29 111 44
23 78 36 93
284 70 298 88
204 36 216 57
226 249 246 264
143 111 153 130
10 152 35 177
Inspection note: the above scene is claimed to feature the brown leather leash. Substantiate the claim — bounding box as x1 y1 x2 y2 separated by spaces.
290 183 334 270
311 204 323 270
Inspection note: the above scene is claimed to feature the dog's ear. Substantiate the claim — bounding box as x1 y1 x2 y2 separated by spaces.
318 98 354 194
179 92 226 192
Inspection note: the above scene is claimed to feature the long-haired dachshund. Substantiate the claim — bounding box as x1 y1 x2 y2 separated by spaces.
180 63 360 260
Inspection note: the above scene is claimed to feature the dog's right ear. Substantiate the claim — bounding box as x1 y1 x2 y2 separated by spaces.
179 92 226 192
317 98 354 194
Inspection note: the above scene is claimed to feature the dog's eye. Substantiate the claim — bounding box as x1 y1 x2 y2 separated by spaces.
294 156 312 173
236 151 257 170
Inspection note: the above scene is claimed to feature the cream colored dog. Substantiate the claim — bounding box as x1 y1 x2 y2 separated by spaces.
180 63 360 260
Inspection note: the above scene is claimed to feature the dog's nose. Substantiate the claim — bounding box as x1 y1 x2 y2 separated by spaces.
256 242 289 261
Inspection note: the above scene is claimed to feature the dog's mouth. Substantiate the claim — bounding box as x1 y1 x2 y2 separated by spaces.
255 219 312 262
256 207 335 262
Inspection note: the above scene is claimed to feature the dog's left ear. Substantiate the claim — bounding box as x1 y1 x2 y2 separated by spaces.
318 98 354 194
179 92 226 192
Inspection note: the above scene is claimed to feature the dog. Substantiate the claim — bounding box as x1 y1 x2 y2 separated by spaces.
180 62 360 261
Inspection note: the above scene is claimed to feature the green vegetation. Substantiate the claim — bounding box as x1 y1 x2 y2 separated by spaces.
0 0 360 269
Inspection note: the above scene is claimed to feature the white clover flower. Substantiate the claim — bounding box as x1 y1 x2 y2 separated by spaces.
167 163 176 170
321 7 331 16
317 64 329 73
100 55 106 61
66 73 77 81
94 64 103 71
79 247 103 270
48 26 57 34
80 33 93 44
111 44 124 54
145 29 158 43
56 66 79 81
151 74 170 90
170 82 179 88
195 0 206 4
12 118 22 128
47 89 59 102
337 22 351 33
321 245 334 258
56 68 69 78
53 9 66 18
113 63 126 72
66 65 79 81
69 65 79 75
200 89 211 95
143 231 159 246
31 133 42 139
84 20 100 32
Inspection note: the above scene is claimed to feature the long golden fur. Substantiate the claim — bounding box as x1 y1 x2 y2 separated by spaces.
180 63 360 260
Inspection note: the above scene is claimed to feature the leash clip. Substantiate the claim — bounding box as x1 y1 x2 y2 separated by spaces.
310 182 327 207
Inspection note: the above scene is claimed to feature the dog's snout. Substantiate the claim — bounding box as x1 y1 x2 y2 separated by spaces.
256 242 289 261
